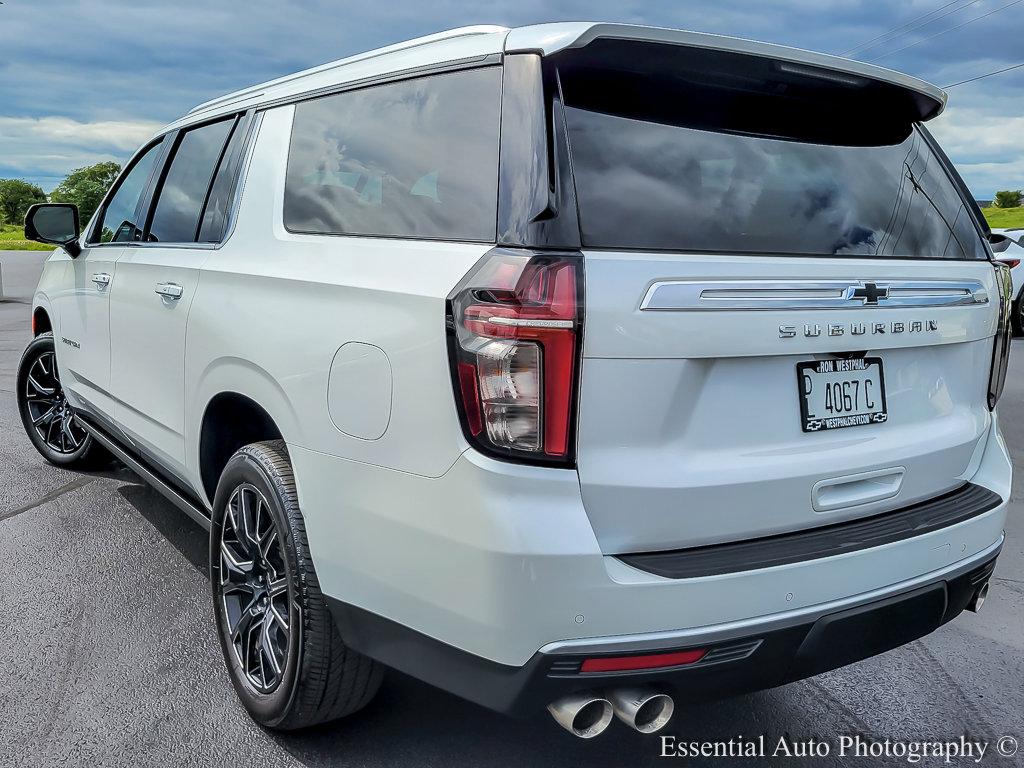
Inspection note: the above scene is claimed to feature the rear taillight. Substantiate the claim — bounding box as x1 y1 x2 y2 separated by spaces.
988 261 1013 410
997 257 1021 269
447 248 583 465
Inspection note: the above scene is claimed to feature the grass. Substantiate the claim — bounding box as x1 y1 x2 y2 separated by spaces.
0 224 53 251
981 206 1024 230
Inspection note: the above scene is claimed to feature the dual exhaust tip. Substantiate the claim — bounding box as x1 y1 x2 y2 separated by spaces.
967 580 990 613
547 687 674 739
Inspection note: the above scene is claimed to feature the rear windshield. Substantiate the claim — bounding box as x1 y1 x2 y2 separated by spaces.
558 46 987 259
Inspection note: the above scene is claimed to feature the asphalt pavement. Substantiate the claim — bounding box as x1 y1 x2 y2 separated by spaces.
1 250 1021 767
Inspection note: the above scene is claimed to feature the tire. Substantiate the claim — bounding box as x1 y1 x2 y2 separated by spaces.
210 440 382 730
17 332 110 468
1012 296 1024 338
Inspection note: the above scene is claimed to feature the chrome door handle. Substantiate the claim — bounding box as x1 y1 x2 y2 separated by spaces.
92 273 111 288
155 282 184 300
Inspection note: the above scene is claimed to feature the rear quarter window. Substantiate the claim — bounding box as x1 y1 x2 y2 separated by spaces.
284 67 502 242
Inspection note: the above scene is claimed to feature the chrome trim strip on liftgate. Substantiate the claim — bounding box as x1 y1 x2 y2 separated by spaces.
640 279 989 311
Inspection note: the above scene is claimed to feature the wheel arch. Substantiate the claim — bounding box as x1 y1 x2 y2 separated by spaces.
31 296 54 337
193 357 302 504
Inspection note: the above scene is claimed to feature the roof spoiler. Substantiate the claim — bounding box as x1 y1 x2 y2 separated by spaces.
505 22 946 121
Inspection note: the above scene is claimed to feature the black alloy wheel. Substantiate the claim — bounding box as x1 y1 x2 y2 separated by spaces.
22 348 88 454
218 482 293 693
17 332 107 467
211 441 382 730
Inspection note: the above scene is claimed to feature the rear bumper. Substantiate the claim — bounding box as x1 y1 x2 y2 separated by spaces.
327 542 1000 715
292 412 1009 670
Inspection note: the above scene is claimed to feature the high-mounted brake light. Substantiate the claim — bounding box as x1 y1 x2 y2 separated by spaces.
447 249 583 464
988 261 1013 410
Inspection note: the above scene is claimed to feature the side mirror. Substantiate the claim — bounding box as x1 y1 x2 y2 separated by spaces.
988 232 1013 254
24 203 82 258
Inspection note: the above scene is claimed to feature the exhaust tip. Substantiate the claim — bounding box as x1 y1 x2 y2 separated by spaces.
609 687 675 734
547 694 614 739
968 581 990 613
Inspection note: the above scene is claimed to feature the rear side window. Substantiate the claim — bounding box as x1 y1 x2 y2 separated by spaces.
284 67 502 242
558 44 987 259
147 117 236 243
94 139 163 243
198 116 249 243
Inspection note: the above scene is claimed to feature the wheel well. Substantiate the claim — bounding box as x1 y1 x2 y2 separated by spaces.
199 393 283 502
32 308 52 336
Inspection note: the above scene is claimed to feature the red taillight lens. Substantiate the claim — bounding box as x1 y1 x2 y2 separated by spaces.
988 260 1013 410
997 257 1021 269
447 249 583 464
580 649 707 673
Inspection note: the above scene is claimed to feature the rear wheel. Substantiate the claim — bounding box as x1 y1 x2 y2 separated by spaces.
1012 296 1024 337
210 440 382 730
17 333 109 468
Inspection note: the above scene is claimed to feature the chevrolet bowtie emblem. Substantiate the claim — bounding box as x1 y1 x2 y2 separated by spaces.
848 282 890 305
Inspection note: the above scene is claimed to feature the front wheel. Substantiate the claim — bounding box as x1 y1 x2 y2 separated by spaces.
210 440 382 730
17 332 109 468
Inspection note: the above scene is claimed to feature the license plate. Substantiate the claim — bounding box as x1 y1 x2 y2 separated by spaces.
797 358 887 432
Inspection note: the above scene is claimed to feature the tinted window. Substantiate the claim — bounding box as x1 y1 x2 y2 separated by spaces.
284 67 501 241
198 116 248 243
148 118 235 243
95 140 163 243
560 64 987 259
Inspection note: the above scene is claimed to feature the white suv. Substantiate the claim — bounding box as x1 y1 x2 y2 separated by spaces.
19 23 1013 738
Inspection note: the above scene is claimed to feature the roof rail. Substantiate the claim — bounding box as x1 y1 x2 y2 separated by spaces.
187 24 508 117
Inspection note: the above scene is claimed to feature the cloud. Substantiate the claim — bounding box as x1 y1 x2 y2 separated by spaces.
0 0 1021 195
0 116 162 189
930 105 1024 195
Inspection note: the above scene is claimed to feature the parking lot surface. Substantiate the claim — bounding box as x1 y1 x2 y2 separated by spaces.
1 251 1021 767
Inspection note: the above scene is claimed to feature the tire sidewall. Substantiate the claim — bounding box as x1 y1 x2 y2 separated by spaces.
210 449 303 727
17 333 95 466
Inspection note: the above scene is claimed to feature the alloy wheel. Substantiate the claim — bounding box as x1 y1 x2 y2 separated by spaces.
219 484 293 693
23 350 88 454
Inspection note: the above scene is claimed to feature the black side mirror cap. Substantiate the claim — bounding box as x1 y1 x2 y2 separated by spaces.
24 203 82 258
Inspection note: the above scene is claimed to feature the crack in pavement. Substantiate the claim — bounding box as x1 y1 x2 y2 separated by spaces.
0 476 97 523
35 597 87 752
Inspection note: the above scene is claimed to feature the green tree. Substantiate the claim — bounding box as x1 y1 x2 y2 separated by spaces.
50 161 122 224
0 178 47 226
993 189 1023 208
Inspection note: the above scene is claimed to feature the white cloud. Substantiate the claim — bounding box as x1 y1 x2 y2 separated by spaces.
929 105 1024 196
0 116 162 189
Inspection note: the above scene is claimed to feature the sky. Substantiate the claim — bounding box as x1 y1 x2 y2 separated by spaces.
0 0 1021 198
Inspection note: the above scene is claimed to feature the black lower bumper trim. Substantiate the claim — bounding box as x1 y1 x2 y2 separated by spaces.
327 548 999 716
618 482 1001 579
